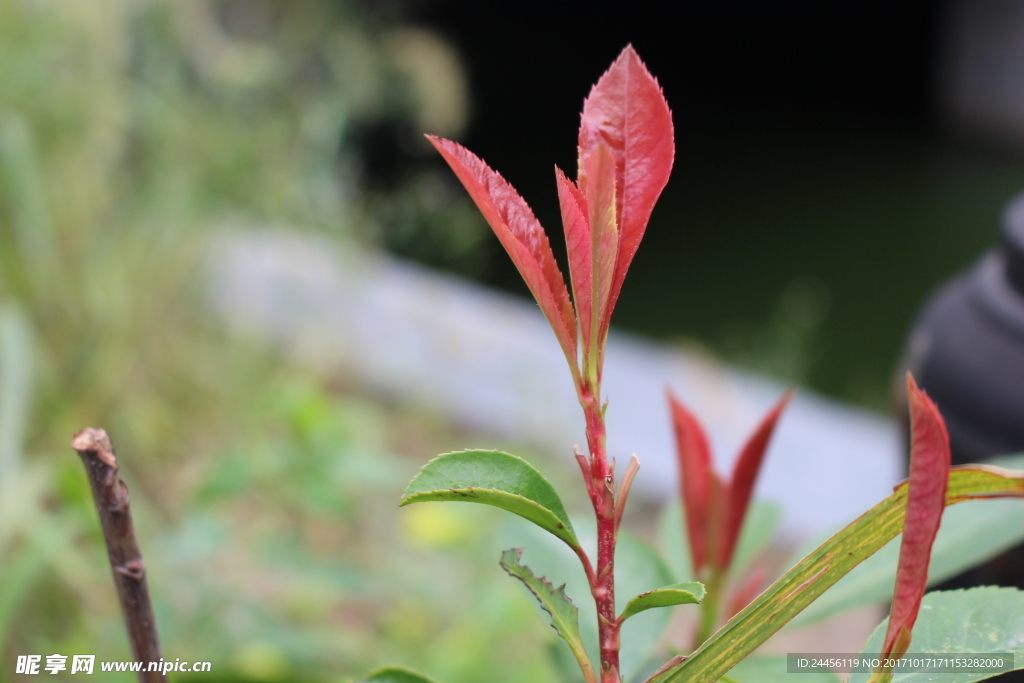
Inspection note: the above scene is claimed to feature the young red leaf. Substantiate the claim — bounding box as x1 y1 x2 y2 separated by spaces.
716 390 793 572
428 135 578 369
668 391 718 574
579 142 619 375
876 374 952 674
556 166 592 365
578 45 674 337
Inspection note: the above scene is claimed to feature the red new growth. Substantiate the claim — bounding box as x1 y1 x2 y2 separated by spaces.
874 374 952 677
428 45 675 679
580 141 619 378
429 46 673 683
719 391 793 571
579 45 674 361
426 136 578 378
429 44 672 395
557 166 592 369
668 393 716 574
669 390 792 577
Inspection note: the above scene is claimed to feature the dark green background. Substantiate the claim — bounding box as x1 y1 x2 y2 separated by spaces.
392 0 1024 407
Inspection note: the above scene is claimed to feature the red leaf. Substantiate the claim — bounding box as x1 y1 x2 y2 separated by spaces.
578 45 674 337
556 166 592 363
880 374 952 662
716 390 793 572
428 136 578 366
668 391 717 574
579 142 619 373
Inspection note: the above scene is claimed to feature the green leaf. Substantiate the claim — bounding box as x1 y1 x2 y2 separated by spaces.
727 655 842 683
849 587 1024 683
499 547 595 682
646 465 1024 683
400 450 578 548
498 519 675 681
792 454 1024 626
614 531 678 677
621 582 704 622
358 665 440 683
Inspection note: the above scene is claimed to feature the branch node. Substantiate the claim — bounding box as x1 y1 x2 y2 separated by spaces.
115 558 146 582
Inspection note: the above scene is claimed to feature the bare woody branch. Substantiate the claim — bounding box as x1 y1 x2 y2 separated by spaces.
72 428 167 683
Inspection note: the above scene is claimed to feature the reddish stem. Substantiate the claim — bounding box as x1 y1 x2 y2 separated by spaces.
580 385 621 683
596 486 619 683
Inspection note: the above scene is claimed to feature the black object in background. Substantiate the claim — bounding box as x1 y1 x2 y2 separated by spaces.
898 192 1024 681
901 192 1024 591
401 0 1024 408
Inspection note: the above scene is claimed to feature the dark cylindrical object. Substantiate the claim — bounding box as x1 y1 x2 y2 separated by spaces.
899 192 1024 591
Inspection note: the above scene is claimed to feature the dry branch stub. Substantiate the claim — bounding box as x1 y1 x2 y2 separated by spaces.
72 427 167 683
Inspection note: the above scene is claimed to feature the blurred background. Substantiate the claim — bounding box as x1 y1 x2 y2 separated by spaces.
3 0 1024 681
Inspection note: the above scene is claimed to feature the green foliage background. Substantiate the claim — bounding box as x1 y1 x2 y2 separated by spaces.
4 3 1024 682
0 1 550 681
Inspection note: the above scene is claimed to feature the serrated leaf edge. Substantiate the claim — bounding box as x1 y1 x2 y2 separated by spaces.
499 547 596 682
500 547 580 636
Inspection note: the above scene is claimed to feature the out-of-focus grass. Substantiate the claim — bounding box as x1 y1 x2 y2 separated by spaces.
0 1 555 681
145 371 565 683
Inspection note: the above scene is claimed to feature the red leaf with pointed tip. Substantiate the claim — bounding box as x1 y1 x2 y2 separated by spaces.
716 390 793 572
428 135 577 366
668 391 717 573
556 166 592 362
579 142 619 372
578 45 673 337
880 374 951 663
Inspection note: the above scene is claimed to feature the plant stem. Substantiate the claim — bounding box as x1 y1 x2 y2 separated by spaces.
581 387 621 683
72 428 167 683
694 572 723 650
596 485 619 683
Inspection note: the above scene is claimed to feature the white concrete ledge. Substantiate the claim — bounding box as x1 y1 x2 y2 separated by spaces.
209 230 901 538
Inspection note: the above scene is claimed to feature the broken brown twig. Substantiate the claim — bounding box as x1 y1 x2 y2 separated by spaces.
72 428 166 683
